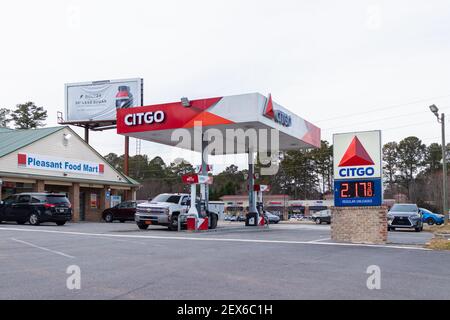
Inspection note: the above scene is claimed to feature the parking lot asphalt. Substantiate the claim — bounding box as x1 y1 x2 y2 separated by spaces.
0 221 449 300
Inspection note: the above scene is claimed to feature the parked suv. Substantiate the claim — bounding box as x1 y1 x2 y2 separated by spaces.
135 193 219 231
387 203 423 232
0 193 72 226
102 200 146 223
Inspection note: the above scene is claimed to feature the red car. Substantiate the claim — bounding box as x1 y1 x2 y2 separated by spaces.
102 200 146 223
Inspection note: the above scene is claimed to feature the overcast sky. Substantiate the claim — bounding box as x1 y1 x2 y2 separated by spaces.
1 0 450 172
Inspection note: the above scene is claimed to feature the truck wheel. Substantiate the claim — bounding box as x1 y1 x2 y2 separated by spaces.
168 214 179 231
315 218 321 224
137 223 149 230
415 227 422 232
209 214 218 229
56 221 66 226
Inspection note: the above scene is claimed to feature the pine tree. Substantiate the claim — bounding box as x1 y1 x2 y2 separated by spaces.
11 102 48 129
0 108 11 127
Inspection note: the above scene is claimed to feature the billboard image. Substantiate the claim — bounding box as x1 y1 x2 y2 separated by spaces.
65 78 142 122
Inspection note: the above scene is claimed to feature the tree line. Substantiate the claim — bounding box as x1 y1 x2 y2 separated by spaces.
383 137 449 213
104 141 334 201
106 136 448 214
0 102 48 129
2 102 445 212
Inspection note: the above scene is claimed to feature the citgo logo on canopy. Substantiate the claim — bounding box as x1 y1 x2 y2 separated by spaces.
263 94 292 127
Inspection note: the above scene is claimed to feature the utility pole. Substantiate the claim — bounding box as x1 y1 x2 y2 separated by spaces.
441 113 447 225
429 105 448 225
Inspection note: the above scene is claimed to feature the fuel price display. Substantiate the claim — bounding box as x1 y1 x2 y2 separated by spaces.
334 179 382 207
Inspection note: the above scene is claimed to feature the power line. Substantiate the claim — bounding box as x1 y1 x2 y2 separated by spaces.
314 94 450 123
321 106 450 132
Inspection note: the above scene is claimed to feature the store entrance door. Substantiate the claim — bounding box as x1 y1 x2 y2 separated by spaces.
79 192 86 221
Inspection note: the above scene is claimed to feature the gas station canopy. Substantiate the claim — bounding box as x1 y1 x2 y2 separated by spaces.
116 93 320 154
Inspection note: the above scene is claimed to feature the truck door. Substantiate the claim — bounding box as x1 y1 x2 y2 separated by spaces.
180 196 190 214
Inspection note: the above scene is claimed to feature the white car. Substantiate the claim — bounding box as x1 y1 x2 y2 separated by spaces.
311 209 331 224
264 211 281 224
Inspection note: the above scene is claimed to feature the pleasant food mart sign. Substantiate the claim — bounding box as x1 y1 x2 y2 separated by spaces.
18 153 104 176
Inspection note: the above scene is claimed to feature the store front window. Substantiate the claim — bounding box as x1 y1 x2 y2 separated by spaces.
1 182 34 199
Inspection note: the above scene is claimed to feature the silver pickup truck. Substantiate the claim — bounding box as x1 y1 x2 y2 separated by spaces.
135 193 219 231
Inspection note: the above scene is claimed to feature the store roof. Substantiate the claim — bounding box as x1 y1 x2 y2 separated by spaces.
123 175 141 185
0 127 64 158
0 126 140 187
0 127 14 133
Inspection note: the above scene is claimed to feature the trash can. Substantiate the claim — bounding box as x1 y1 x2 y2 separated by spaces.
245 212 258 226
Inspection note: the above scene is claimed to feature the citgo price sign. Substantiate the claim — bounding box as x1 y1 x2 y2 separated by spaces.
333 131 382 207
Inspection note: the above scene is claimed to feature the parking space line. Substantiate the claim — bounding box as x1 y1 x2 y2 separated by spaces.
307 238 332 243
10 238 75 259
1 227 430 251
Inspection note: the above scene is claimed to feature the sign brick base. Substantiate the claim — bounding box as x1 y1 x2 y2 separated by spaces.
331 206 388 244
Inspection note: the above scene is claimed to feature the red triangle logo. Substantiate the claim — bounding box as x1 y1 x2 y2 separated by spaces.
338 136 374 167
264 94 274 119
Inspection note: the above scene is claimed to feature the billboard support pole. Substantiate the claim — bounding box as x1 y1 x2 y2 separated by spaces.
123 78 142 179
124 136 129 176
84 127 89 144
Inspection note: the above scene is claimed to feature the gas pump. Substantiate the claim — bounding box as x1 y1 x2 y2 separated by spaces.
250 184 271 227
258 184 270 213
182 173 213 231
255 185 264 214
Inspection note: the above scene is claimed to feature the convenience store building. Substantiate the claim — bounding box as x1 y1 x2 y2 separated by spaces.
0 126 140 221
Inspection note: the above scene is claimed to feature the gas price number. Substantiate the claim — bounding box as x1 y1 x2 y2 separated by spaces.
339 181 374 198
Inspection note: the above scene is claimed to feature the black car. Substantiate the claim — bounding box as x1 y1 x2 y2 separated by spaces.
102 200 146 223
0 193 72 226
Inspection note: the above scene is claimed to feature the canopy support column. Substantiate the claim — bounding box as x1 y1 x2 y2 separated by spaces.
248 149 258 222
188 184 198 216
200 133 209 215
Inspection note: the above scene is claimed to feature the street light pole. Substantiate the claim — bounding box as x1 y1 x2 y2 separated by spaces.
441 112 448 225
430 105 448 225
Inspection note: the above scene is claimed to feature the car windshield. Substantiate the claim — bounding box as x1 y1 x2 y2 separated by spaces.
152 194 181 204
420 208 432 214
390 204 418 212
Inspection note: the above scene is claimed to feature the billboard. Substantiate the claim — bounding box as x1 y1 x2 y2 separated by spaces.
65 78 142 122
333 130 382 207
